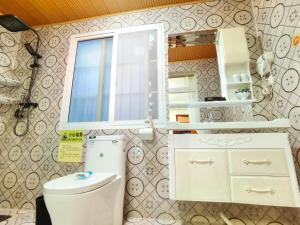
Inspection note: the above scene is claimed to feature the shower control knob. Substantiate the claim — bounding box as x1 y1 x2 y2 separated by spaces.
14 109 24 119
20 102 38 108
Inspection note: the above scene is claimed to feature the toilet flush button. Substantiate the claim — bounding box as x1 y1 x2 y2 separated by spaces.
76 171 93 179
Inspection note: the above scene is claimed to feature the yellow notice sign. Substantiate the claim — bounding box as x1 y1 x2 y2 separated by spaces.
58 130 83 162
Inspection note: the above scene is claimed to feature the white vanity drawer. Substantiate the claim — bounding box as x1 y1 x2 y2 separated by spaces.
228 149 289 176
231 176 294 207
175 149 230 202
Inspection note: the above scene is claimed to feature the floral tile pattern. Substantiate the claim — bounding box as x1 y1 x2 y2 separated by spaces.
169 59 222 101
0 0 299 224
251 0 300 184
0 208 34 225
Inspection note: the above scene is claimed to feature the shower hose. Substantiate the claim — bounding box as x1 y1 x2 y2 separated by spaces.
13 34 41 137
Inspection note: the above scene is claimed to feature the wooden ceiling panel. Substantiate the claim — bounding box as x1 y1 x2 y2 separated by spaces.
168 44 217 62
0 0 212 26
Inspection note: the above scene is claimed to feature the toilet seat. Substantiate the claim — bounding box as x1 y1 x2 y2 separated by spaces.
44 172 116 195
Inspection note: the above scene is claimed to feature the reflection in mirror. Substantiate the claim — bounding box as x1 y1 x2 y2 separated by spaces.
167 28 254 125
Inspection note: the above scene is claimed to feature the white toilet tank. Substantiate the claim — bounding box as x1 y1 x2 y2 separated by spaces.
85 135 127 178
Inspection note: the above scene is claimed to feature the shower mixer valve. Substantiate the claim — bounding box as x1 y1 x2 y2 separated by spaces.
14 94 38 119
19 101 38 108
14 102 38 119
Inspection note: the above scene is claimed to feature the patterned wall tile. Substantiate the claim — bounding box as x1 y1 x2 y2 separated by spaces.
0 30 22 103
252 0 300 188
0 0 299 224
169 59 221 101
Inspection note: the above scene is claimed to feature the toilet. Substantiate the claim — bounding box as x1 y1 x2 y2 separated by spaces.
43 135 127 225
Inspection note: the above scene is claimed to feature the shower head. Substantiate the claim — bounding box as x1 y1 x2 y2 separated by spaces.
0 15 30 32
0 14 43 60
24 43 42 59
0 14 41 58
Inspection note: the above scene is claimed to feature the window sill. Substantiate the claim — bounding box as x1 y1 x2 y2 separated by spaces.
59 121 166 131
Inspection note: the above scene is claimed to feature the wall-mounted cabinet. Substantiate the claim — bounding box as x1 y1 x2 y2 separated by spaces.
175 149 230 202
216 27 254 102
169 133 300 207
167 27 255 126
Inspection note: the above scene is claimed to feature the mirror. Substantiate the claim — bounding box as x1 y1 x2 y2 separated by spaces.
167 28 254 124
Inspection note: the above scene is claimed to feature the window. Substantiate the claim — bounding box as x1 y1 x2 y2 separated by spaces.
69 37 113 122
60 24 165 129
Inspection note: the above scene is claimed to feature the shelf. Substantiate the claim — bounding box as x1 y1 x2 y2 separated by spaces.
167 119 291 130
0 76 21 87
169 99 255 108
0 94 20 104
169 71 195 78
227 81 251 87
169 87 197 93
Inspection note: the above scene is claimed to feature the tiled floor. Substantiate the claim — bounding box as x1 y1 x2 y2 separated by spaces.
0 208 229 225
124 217 224 225
124 218 185 225
0 209 35 225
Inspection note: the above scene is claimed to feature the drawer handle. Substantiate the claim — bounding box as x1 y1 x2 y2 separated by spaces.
189 159 214 165
243 159 272 165
245 186 275 195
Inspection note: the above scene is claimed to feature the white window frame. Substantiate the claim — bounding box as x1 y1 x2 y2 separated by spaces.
60 24 166 130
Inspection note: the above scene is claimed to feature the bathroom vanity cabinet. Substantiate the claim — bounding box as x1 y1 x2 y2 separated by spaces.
169 133 300 207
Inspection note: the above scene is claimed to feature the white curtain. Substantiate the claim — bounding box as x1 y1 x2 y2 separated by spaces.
114 30 159 121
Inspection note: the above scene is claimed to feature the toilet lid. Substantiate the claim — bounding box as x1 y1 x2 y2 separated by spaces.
43 172 116 195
